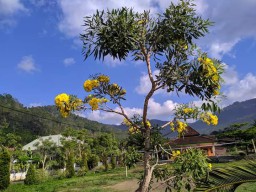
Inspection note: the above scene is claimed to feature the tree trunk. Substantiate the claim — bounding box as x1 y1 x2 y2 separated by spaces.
136 129 153 192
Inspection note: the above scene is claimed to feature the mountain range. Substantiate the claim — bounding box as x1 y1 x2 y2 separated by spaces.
113 98 256 137
0 93 255 144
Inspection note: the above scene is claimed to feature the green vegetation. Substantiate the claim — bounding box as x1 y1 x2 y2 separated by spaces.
0 93 126 146
4 167 141 192
24 165 37 185
0 147 10 191
236 182 256 192
59 0 223 190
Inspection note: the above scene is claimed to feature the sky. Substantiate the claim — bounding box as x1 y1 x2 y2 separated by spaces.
0 0 256 125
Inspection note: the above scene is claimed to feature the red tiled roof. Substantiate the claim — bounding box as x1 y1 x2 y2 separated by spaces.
170 135 216 146
183 126 200 137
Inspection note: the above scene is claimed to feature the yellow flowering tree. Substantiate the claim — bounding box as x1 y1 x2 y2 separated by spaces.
55 0 224 191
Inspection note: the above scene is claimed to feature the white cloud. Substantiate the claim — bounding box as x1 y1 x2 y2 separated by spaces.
102 55 125 67
222 73 256 106
209 40 240 59
63 57 75 66
57 0 165 38
17 56 39 73
76 98 177 124
221 64 239 86
57 0 256 59
29 103 43 107
0 0 26 16
0 0 27 28
136 70 164 95
148 98 177 120
199 0 256 58
80 106 142 125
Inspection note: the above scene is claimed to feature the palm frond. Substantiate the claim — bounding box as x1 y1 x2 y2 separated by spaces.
196 160 256 192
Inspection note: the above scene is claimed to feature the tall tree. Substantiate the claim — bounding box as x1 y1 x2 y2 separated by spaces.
92 133 119 171
55 0 223 191
34 138 57 170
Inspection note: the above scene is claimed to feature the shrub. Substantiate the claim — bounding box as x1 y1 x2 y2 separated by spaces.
111 155 116 169
66 152 75 178
24 165 37 185
0 147 10 190
88 154 99 170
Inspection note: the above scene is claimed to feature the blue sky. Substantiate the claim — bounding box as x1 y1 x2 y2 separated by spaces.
0 0 256 124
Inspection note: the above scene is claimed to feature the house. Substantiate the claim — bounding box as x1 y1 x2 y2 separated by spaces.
169 126 226 156
22 134 63 151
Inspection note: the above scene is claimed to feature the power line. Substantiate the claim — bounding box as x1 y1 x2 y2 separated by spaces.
0 104 88 129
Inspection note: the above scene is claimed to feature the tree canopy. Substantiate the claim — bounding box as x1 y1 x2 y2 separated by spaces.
55 0 224 191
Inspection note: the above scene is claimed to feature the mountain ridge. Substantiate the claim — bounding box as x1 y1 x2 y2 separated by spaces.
111 98 256 136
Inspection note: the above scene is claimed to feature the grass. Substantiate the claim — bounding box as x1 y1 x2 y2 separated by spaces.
236 182 256 192
4 167 142 192
5 160 256 192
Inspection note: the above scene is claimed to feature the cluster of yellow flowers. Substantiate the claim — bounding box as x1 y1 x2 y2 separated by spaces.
128 126 140 134
198 57 220 95
183 108 194 114
108 83 126 96
198 57 217 78
83 79 99 92
88 97 108 110
208 163 212 171
123 118 151 134
142 120 151 128
177 120 187 133
123 118 140 134
55 93 70 107
97 75 110 83
169 120 187 134
170 122 175 132
55 93 83 118
172 150 181 157
200 112 218 126
55 93 70 117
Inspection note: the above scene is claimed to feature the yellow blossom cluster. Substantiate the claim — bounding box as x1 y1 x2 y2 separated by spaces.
97 75 110 83
183 108 194 114
88 97 108 110
123 118 151 134
208 163 212 171
213 89 220 96
142 120 151 128
172 150 181 157
128 126 140 134
170 122 175 132
169 120 187 134
55 93 70 107
198 57 219 80
200 112 218 126
177 120 187 133
123 119 140 134
198 57 220 95
108 83 126 96
83 79 99 92
55 93 82 118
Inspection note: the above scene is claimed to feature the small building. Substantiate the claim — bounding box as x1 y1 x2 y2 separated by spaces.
22 134 63 151
169 126 225 156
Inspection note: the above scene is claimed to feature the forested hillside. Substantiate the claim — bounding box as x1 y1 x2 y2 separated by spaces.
0 94 125 145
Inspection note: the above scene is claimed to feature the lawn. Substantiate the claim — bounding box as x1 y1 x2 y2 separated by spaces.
236 182 256 192
4 160 256 192
4 167 142 192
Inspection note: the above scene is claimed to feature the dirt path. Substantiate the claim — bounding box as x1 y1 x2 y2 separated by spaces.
107 179 166 192
107 179 138 192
